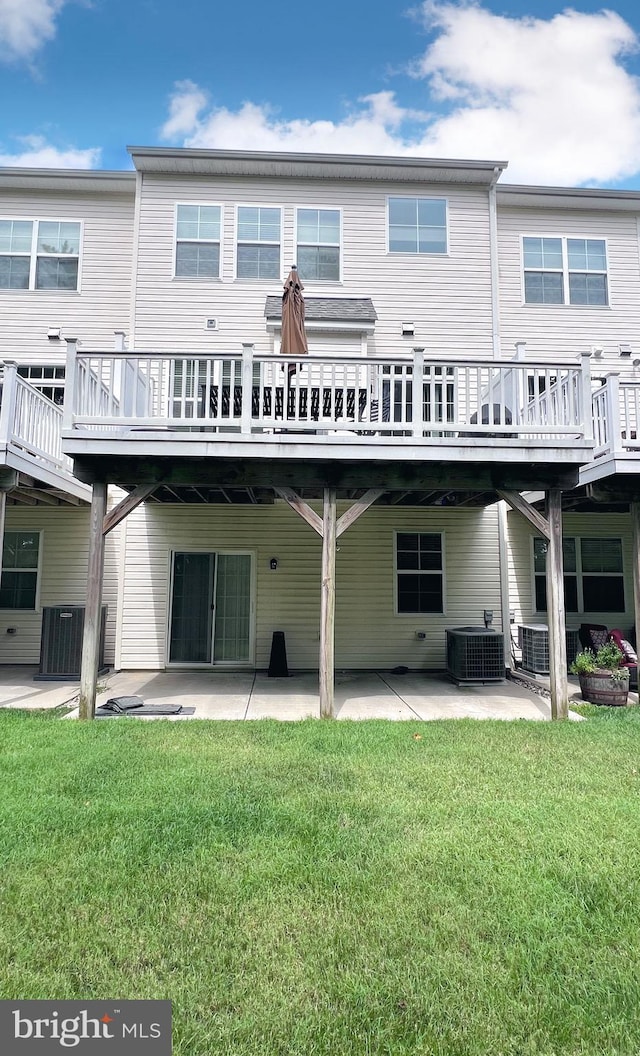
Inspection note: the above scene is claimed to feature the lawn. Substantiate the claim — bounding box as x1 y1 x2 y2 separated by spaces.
1 709 640 1055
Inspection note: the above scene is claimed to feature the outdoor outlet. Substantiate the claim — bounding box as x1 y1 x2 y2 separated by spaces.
510 610 516 624
483 610 493 628
415 630 426 640
205 318 218 330
6 627 16 635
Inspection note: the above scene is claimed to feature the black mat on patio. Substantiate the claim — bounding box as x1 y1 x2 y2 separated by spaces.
95 696 195 717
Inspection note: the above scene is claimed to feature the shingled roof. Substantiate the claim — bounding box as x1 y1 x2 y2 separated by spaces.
265 296 377 323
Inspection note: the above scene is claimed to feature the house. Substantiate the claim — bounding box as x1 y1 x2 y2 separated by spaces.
2 147 640 719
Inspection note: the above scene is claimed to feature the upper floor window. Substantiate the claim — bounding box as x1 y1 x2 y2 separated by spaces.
388 197 447 254
0 531 40 610
296 208 341 281
396 532 444 613
175 204 221 278
236 206 281 279
523 236 608 306
17 364 65 406
0 219 81 291
534 536 624 613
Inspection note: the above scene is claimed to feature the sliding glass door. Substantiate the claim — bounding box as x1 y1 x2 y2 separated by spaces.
169 552 252 664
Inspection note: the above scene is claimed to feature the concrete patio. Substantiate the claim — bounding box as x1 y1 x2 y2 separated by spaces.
0 666 589 721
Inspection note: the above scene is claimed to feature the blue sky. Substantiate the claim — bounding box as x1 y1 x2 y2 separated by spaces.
1 1 640 187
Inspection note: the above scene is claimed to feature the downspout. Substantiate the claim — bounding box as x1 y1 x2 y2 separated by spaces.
497 500 512 672
129 169 143 346
489 167 501 359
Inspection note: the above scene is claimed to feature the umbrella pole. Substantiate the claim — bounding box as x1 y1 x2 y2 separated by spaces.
319 488 337 718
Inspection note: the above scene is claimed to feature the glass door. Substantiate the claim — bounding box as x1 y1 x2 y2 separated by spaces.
169 552 253 664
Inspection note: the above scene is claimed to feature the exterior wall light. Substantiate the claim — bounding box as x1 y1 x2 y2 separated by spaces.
269 558 279 571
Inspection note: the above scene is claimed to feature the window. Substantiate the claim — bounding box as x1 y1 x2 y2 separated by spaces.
175 204 221 278
396 532 444 613
534 537 624 613
0 219 80 290
296 208 340 280
236 206 281 279
523 236 608 306
17 365 65 406
388 197 447 254
0 531 40 610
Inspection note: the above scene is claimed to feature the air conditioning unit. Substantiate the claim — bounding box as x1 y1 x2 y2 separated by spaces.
446 627 505 684
519 624 580 675
35 606 107 681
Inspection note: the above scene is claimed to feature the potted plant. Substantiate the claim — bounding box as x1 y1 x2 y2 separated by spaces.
570 640 630 706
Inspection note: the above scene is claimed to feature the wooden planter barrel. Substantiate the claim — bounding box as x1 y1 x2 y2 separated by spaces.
578 670 629 707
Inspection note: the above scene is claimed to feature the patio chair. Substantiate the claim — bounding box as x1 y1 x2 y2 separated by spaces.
608 628 638 688
578 623 610 651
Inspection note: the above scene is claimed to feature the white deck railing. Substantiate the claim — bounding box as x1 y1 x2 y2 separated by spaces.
63 342 593 446
0 361 74 473
593 375 640 457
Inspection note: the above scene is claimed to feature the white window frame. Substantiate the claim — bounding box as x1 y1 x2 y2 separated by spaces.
16 364 66 406
386 196 449 256
235 204 282 281
532 535 625 615
295 206 342 282
394 530 446 616
173 202 223 280
0 218 82 292
521 235 609 307
0 529 43 612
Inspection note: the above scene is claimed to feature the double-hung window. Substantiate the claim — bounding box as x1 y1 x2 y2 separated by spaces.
296 208 341 281
396 532 444 613
0 531 40 610
534 536 624 613
236 206 281 279
523 236 608 305
0 219 81 290
175 204 221 278
388 197 447 254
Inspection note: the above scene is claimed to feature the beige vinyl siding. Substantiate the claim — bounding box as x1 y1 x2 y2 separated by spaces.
0 190 134 362
0 507 120 665
132 174 494 359
497 205 640 373
506 509 634 632
119 502 501 671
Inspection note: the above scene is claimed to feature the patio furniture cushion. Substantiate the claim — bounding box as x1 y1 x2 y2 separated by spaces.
578 623 609 651
608 629 638 665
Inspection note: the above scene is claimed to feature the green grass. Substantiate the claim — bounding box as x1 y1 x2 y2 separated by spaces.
2 710 640 1055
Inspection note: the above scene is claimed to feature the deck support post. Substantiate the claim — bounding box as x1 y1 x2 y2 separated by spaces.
631 502 640 656
78 482 107 720
319 488 337 719
546 488 568 720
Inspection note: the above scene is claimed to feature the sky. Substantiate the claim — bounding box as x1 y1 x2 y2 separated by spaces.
1 0 640 188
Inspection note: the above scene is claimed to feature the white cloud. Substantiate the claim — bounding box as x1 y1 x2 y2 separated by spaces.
160 2 640 186
0 135 101 168
0 0 68 63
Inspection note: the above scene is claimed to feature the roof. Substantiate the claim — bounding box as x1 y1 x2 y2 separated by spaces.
0 169 135 194
265 296 377 323
497 183 640 212
128 147 507 185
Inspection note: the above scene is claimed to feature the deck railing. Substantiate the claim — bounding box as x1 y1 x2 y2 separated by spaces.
592 375 640 457
63 342 593 446
0 361 73 473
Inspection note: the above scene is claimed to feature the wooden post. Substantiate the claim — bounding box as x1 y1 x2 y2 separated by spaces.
319 487 337 719
63 339 78 432
631 503 640 657
78 482 107 720
0 361 18 445
411 347 425 438
546 489 568 720
240 344 254 435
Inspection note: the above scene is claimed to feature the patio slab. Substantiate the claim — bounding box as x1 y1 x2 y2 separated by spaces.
0 665 587 721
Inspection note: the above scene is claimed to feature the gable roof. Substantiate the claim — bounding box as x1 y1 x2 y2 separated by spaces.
265 296 377 323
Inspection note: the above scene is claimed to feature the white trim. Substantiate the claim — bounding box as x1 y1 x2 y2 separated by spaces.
385 195 449 257
234 202 282 282
520 233 610 308
172 201 223 281
294 205 342 283
393 529 446 617
0 526 43 613
0 216 83 293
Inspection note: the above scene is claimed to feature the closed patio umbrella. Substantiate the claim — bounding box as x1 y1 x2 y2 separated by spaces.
281 265 308 361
